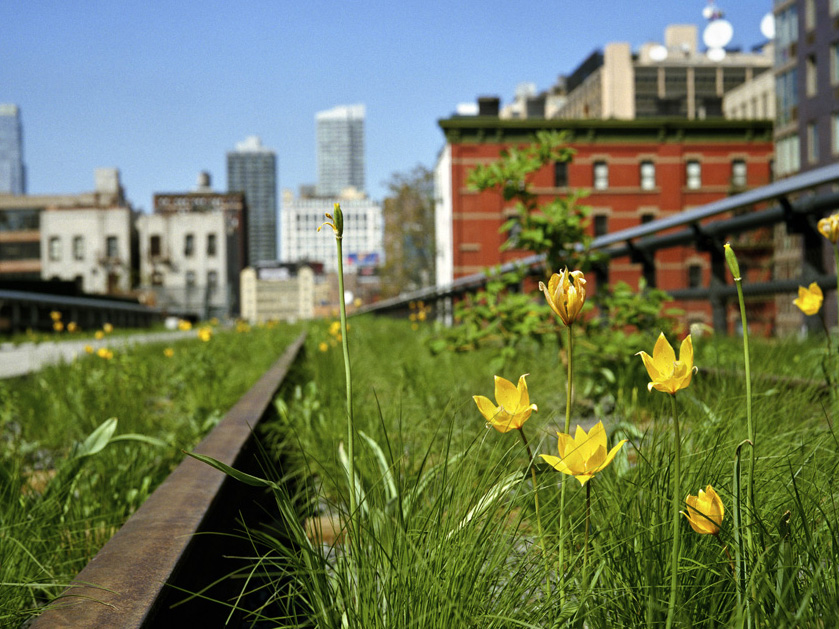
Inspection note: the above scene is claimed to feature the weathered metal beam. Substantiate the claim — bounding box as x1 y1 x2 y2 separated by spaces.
31 331 306 628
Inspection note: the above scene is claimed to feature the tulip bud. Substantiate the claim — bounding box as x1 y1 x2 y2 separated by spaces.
333 203 344 238
724 243 741 281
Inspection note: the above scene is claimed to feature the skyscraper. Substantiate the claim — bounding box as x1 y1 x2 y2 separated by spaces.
0 104 26 195
227 136 277 264
316 104 365 197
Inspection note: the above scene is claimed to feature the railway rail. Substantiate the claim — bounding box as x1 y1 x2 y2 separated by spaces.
30 331 307 628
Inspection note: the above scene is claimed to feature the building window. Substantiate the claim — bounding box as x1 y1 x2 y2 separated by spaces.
640 161 656 190
207 233 217 257
184 233 195 257
207 270 218 291
593 215 609 237
49 236 61 261
688 264 702 288
805 0 816 30
776 135 801 177
106 236 118 259
807 122 819 163
72 236 84 261
686 160 702 189
150 234 161 257
554 161 569 187
806 55 818 97
640 212 655 225
185 270 196 288
831 44 839 86
832 114 839 155
593 161 608 190
776 68 798 126
731 159 747 187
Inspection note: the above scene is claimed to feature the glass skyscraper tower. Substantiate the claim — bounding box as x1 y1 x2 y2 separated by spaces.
316 104 365 197
0 104 26 195
227 136 277 264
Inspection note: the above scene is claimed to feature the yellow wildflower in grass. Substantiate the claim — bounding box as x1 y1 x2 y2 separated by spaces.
97 347 113 360
178 319 192 331
473 374 537 433
103 323 113 334
637 333 697 395
210 317 220 326
318 341 329 352
328 320 341 337
84 345 94 354
94 330 105 340
818 214 839 244
793 282 823 315
163 347 175 358
682 485 724 535
539 268 586 326
67 322 78 333
540 421 627 486
50 311 62 321
53 321 64 332
197 326 213 342
236 320 251 333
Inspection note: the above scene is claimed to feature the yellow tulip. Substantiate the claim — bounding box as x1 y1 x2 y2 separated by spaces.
637 333 697 395
681 485 724 535
793 282 823 316
84 345 94 354
197 326 213 342
178 319 192 331
67 322 78 333
94 330 105 340
103 323 113 334
473 374 538 433
318 341 329 352
163 347 175 358
50 310 62 321
53 321 64 332
540 421 627 486
818 214 839 244
539 268 586 326
97 347 113 360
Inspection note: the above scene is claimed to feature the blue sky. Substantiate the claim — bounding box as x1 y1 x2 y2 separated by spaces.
1 1 771 211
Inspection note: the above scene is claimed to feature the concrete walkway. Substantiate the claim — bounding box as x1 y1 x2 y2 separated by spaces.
0 330 197 379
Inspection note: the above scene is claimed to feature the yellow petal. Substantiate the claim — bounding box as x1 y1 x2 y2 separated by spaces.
473 396 498 423
540 453 573 476
637 350 663 383
516 374 531 410
592 438 628 474
678 335 694 372
494 376 520 412
652 333 676 375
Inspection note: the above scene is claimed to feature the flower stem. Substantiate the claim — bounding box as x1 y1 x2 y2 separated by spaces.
665 393 681 629
335 232 357 532
558 323 574 603
518 426 549 595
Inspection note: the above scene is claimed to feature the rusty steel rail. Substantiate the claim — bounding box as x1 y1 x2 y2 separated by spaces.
32 331 307 628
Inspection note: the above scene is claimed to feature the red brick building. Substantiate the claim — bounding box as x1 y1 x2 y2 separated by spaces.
434 115 775 331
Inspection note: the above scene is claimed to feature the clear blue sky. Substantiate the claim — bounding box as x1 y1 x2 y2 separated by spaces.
1 1 771 211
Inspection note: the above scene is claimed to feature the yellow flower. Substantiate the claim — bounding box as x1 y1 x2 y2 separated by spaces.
539 268 587 326
317 203 344 237
473 374 538 433
236 320 251 333
818 214 839 244
50 310 62 321
163 347 175 358
178 319 192 331
53 321 64 332
197 326 213 342
793 282 823 316
637 333 697 395
103 323 113 334
210 317 219 326
84 345 94 354
681 485 724 535
94 330 105 340
329 321 341 337
540 421 627 486
97 347 113 360
318 341 329 352
67 322 78 333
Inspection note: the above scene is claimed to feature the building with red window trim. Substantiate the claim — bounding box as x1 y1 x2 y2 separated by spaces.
434 112 775 333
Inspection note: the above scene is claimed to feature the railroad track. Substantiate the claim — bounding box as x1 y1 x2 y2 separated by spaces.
31 331 307 628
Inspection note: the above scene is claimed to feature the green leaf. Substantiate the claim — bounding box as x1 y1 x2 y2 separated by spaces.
184 451 279 489
72 418 118 459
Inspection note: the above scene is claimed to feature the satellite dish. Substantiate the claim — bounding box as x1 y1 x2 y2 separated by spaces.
703 19 733 49
760 13 775 39
649 44 668 62
707 47 726 62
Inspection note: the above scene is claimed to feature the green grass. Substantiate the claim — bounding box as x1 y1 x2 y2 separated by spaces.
0 322 302 625
215 316 839 628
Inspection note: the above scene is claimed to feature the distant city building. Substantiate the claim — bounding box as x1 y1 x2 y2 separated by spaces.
0 168 127 281
280 195 383 274
227 136 277 264
722 63 775 121
316 104 365 197
40 206 134 294
145 172 248 317
240 263 315 323
495 25 772 122
0 104 25 195
771 0 839 335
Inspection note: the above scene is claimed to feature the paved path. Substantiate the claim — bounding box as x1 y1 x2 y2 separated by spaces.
0 330 196 379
